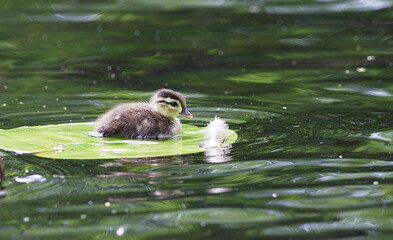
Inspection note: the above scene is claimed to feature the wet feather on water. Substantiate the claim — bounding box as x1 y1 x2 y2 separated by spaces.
200 116 231 149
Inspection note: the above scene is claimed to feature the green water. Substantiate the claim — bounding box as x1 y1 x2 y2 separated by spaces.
1 0 393 239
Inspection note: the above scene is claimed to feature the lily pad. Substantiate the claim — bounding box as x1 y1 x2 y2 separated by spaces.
0 122 237 160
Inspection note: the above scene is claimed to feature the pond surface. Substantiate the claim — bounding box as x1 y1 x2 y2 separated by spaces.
1 0 393 239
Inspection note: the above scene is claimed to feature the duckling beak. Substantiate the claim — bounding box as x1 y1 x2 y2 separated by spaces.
180 108 193 118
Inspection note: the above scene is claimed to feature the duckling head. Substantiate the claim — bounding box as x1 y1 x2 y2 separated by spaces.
150 89 193 118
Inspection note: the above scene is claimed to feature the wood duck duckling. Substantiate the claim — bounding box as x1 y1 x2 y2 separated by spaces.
89 89 193 139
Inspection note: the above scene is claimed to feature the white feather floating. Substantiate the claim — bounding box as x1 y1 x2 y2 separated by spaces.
200 116 231 149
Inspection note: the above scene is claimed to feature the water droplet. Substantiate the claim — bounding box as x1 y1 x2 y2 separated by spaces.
80 214 87 219
23 217 30 222
105 202 111 207
356 67 366 73
272 193 277 198
373 181 379 185
53 144 63 152
116 227 125 236
367 56 376 61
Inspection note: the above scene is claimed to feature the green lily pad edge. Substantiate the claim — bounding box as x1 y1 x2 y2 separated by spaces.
0 122 238 160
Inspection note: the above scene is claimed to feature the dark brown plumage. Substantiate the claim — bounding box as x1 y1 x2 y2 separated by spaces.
90 89 192 139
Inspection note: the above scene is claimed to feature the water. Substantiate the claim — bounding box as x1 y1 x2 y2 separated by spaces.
1 0 393 239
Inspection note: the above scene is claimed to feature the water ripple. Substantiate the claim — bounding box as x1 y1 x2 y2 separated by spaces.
265 0 392 14
28 13 102 22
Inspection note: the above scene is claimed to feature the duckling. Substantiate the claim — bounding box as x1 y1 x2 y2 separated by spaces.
89 89 193 139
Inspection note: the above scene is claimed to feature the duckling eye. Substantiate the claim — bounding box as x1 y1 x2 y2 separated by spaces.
170 102 178 107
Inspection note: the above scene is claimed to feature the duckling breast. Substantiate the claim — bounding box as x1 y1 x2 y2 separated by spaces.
157 117 181 138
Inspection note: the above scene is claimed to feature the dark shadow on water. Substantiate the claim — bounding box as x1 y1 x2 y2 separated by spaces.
0 155 3 182
99 156 189 167
0 154 4 195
